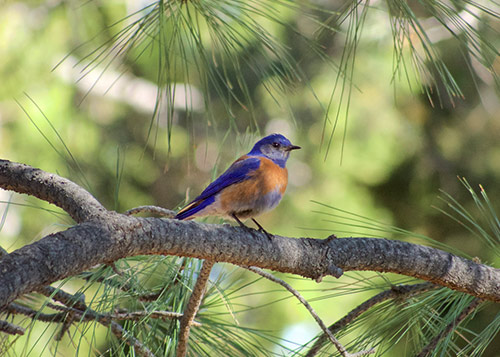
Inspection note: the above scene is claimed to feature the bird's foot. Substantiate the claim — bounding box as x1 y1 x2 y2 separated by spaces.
261 230 274 241
232 214 273 241
252 218 273 241
242 224 273 241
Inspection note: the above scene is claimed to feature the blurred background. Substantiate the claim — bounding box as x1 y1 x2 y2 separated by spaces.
0 0 499 356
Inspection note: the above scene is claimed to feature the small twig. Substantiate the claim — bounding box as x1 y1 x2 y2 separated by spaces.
110 320 156 357
6 303 67 323
133 291 165 302
0 320 24 335
11 301 199 327
55 310 74 341
417 298 482 357
38 286 87 311
6 298 190 356
43 303 158 356
176 260 215 357
245 266 375 357
112 310 201 327
306 282 435 356
124 206 176 218
107 263 124 276
9 295 156 357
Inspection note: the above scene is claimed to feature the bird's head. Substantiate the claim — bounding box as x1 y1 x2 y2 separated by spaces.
249 133 301 167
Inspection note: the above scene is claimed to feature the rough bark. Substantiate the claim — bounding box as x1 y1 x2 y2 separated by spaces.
0 159 499 309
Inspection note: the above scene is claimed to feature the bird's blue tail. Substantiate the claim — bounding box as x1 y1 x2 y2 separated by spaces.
175 196 215 220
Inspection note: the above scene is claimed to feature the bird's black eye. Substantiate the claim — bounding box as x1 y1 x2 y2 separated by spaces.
272 142 280 148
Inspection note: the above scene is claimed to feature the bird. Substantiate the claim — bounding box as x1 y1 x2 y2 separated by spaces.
175 133 301 238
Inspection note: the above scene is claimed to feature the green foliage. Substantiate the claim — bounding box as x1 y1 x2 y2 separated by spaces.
70 0 316 142
0 0 499 356
306 288 488 357
437 178 500 263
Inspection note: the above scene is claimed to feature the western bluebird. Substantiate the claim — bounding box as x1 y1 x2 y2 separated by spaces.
176 133 300 237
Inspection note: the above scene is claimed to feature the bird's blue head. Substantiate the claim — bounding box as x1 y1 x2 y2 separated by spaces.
248 133 301 168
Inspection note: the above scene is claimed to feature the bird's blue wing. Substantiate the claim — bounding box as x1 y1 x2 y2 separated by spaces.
175 156 261 219
195 156 261 201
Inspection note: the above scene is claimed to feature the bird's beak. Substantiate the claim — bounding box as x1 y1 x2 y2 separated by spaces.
285 145 301 152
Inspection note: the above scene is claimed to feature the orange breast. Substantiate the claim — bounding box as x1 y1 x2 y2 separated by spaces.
219 157 288 213
253 157 288 195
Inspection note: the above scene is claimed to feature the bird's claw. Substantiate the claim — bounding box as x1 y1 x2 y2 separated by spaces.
257 227 273 241
263 231 274 241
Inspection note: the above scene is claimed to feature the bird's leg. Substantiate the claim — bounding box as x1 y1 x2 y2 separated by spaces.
231 214 272 241
231 214 251 230
251 218 273 241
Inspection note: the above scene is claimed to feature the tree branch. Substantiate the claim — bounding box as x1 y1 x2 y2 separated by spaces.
177 260 214 357
125 205 176 217
416 298 483 357
246 266 374 357
109 320 156 357
6 303 68 323
306 283 436 356
0 319 24 335
112 310 201 327
38 286 87 311
0 160 104 223
0 159 498 311
6 297 189 356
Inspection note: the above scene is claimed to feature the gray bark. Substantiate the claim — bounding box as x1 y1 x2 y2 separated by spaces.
0 159 498 309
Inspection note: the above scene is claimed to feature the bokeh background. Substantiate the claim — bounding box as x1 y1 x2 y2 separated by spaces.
0 0 499 355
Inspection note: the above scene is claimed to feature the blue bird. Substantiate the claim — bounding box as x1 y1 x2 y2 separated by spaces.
176 133 300 236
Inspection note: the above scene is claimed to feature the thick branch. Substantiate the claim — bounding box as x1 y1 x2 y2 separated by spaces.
0 214 499 308
0 159 499 308
0 159 105 223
